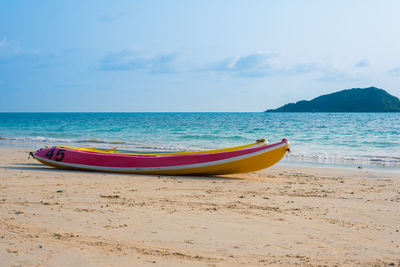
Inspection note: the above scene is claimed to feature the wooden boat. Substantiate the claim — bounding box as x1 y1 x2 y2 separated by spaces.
32 139 290 175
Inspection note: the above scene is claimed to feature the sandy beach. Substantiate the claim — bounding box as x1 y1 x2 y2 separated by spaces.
0 146 399 266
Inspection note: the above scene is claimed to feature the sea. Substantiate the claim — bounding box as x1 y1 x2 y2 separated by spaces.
0 112 399 171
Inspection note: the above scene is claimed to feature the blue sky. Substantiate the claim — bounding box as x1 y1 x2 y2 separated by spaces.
1 0 400 111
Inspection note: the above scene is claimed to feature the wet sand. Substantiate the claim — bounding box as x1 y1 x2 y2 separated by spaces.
0 147 399 266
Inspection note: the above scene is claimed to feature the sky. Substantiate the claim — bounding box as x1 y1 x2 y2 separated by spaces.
1 0 400 112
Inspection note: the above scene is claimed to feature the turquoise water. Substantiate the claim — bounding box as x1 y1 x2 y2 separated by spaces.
0 112 399 169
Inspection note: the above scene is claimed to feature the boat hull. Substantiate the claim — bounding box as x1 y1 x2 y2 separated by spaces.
33 139 290 175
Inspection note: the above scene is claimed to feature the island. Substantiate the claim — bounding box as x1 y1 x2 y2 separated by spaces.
265 87 400 112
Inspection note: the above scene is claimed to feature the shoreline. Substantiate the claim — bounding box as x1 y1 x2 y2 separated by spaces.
1 146 400 266
1 143 399 173
279 160 400 174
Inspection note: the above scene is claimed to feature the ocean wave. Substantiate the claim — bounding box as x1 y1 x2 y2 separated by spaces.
286 152 400 167
179 134 250 141
0 135 192 153
1 134 399 168
2 136 74 143
76 138 126 144
1 136 132 146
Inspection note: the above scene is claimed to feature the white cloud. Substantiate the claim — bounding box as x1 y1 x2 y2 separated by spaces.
98 50 372 82
214 52 278 70
99 50 182 73
212 53 324 78
0 38 9 49
287 62 318 75
212 52 281 77
388 66 400 76
354 58 369 68
97 12 124 22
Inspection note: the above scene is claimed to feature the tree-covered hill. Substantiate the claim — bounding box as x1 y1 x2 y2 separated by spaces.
265 87 400 112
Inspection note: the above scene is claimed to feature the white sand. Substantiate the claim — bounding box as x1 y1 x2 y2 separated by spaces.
0 147 399 266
